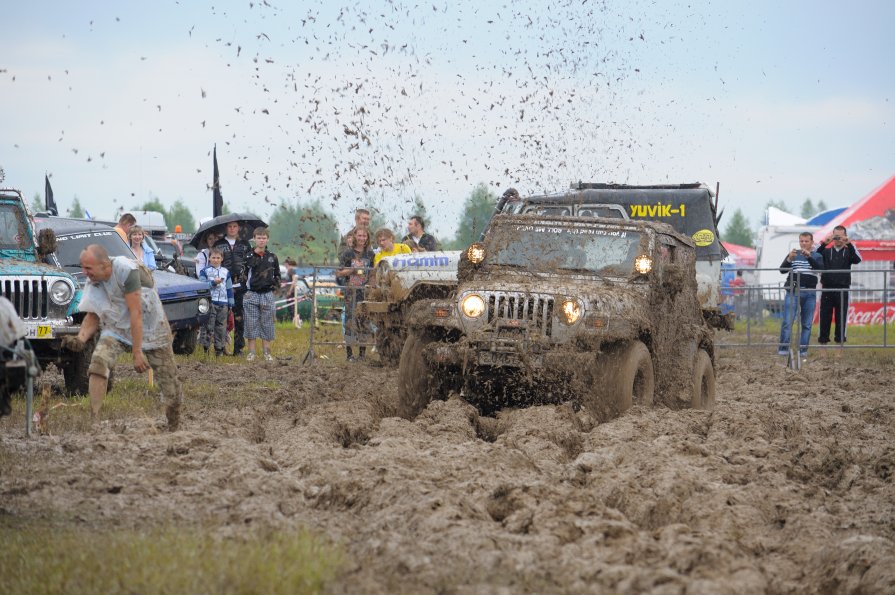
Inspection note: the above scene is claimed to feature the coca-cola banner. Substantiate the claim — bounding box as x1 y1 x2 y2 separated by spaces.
812 302 895 326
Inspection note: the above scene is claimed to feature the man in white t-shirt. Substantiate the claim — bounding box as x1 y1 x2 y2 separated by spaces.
63 244 183 430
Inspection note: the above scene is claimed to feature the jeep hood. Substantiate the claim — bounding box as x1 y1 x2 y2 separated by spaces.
152 270 208 298
0 258 79 278
462 271 646 299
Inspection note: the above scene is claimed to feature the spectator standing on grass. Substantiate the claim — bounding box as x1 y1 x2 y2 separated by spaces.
818 225 862 347
777 232 823 358
127 225 157 271
336 227 375 361
199 248 234 356
243 227 280 362
114 213 136 244
402 215 438 252
64 244 182 430
373 228 412 266
214 222 253 356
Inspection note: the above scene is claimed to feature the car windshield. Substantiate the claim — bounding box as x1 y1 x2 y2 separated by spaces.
53 229 134 267
157 242 178 258
485 222 644 275
0 203 30 250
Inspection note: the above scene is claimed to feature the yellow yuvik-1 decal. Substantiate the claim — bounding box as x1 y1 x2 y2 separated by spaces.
629 204 686 217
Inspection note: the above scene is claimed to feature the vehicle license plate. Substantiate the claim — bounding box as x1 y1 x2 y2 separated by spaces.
26 325 54 339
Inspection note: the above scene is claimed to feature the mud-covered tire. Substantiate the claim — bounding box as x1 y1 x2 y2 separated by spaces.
691 349 716 410
375 327 404 367
173 328 198 355
397 330 444 419
63 336 114 396
608 341 655 415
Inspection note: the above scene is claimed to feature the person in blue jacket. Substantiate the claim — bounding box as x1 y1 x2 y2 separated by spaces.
199 248 235 356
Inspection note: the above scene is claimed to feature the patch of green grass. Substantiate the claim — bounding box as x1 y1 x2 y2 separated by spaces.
0 520 343 594
724 316 895 347
3 324 354 433
4 374 164 434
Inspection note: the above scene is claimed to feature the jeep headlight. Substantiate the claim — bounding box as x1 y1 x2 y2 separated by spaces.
634 255 653 275
198 297 210 315
49 279 74 305
461 294 486 318
466 243 486 264
559 298 582 325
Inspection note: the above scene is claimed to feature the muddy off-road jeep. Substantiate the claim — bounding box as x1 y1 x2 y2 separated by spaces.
0 188 87 394
364 182 728 368
397 214 716 420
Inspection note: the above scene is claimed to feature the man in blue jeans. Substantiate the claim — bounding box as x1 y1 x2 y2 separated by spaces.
778 232 823 358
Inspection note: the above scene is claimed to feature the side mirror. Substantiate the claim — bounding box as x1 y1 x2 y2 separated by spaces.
37 228 57 258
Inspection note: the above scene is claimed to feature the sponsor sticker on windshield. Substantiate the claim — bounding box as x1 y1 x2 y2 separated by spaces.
511 224 627 238
57 230 117 242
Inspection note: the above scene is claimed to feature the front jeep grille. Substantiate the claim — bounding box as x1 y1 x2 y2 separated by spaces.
1 277 49 320
486 292 554 337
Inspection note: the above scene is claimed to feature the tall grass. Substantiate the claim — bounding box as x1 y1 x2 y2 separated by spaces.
0 521 343 594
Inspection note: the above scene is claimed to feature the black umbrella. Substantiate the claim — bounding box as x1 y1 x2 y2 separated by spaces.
189 212 267 249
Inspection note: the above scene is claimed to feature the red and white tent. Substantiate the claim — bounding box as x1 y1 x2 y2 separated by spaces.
817 175 895 261
815 175 895 325
721 241 756 266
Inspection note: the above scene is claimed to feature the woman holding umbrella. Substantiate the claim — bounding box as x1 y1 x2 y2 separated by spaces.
190 213 266 357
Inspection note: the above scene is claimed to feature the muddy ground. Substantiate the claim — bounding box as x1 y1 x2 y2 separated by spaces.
2 349 894 593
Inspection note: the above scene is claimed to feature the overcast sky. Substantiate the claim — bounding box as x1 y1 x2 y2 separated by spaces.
2 0 893 240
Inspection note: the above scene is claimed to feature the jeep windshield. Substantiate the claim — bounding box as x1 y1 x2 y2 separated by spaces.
54 229 134 267
0 202 31 251
484 222 643 275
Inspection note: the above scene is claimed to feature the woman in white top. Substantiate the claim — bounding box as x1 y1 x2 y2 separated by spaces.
194 231 220 277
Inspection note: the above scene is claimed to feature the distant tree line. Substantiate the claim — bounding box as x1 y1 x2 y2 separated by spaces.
98 184 498 264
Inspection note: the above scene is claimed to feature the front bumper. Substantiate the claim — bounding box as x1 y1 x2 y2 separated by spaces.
21 318 80 341
426 336 589 372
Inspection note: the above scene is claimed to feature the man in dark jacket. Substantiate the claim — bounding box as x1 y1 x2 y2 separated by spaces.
402 215 438 252
777 232 823 358
817 225 862 346
213 221 253 356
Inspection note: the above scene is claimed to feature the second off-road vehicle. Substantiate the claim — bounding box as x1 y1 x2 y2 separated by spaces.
397 213 716 420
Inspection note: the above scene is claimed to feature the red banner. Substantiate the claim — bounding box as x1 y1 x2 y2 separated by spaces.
847 303 895 326
811 302 895 325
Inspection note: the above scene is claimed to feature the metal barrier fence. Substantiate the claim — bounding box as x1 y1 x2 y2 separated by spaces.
298 265 377 363
719 266 894 369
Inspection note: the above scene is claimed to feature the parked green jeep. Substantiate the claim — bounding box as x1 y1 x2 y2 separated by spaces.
0 188 93 394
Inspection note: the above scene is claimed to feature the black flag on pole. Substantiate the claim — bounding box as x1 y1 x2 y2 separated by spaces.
212 145 223 218
44 174 58 216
